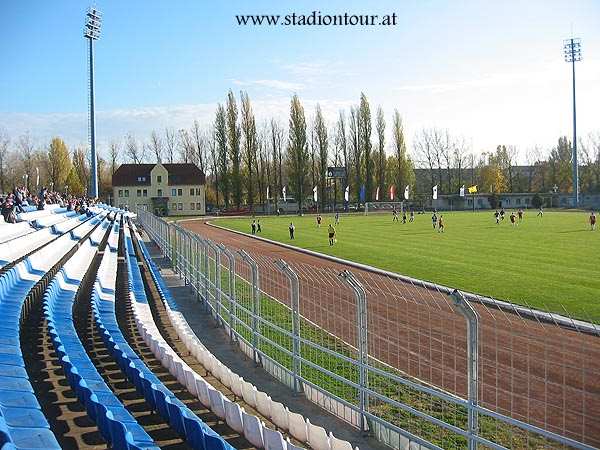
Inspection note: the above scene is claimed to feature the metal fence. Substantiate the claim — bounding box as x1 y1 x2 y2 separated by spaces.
137 210 599 450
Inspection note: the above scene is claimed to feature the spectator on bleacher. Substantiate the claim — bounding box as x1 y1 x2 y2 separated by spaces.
37 186 47 210
1 196 16 223
12 187 24 213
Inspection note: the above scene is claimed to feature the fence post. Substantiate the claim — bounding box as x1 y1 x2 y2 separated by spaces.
206 240 222 325
274 259 302 394
194 235 201 302
238 249 261 366
451 289 479 450
339 270 369 434
218 244 236 342
202 238 210 309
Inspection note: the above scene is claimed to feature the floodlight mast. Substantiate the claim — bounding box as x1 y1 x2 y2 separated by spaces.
84 7 101 198
564 37 581 207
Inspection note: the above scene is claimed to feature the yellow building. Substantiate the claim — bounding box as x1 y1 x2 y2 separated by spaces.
112 163 206 216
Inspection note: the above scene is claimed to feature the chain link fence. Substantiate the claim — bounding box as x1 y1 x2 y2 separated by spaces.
138 210 598 450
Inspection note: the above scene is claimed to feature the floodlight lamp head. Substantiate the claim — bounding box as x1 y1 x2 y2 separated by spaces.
84 7 102 40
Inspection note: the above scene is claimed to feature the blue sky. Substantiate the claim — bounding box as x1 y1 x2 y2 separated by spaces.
1 0 599 162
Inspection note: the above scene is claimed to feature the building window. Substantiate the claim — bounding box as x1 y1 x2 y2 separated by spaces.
525 198 530 205
178 203 183 210
171 203 177 210
196 188 201 195
171 188 177 196
157 175 162 183
136 176 146 182
137 189 141 197
143 189 147 197
191 203 196 210
178 188 183 196
118 190 123 198
157 189 162 197
190 188 194 196
516 198 521 205
196 202 202 210
124 190 129 197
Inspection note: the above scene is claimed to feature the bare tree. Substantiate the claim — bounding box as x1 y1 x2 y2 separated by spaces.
0 131 9 193
164 128 177 164
18 134 35 191
414 128 436 189
192 120 206 173
109 141 120 175
178 129 194 163
125 133 143 164
149 130 163 163
452 136 469 191
314 104 328 210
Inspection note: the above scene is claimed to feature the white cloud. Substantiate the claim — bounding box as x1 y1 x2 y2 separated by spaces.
232 79 304 91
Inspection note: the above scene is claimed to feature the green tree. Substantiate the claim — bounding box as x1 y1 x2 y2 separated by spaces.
65 167 84 196
392 111 415 197
359 93 373 201
287 94 309 211
72 147 90 193
214 104 229 207
227 91 242 208
548 137 573 192
240 91 258 208
47 137 71 191
314 104 328 210
375 106 386 201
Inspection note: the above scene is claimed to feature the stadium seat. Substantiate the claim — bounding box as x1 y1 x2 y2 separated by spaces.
92 223 235 450
241 411 265 448
224 401 244 434
131 222 360 450
307 419 331 450
288 411 308 443
43 215 158 449
264 427 287 450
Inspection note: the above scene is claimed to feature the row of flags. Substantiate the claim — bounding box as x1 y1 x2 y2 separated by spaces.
268 184 479 202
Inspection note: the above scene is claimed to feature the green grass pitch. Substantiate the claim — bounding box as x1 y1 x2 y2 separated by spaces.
212 210 599 323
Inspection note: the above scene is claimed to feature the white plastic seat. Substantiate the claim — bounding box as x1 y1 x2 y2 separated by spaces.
255 391 272 418
242 381 257 407
208 388 226 420
242 411 265 448
329 433 354 450
196 378 211 407
307 419 331 450
224 400 244 434
263 427 286 450
288 411 308 443
286 437 305 450
270 401 289 431
231 375 244 399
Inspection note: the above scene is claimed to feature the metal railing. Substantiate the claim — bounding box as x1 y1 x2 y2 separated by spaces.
137 209 597 450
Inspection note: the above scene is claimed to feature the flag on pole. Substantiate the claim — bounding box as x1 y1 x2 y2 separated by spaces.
344 185 349 202
266 185 270 200
432 185 438 200
459 185 465 197
375 186 380 201
282 186 287 202
35 167 40 188
389 185 395 201
313 185 318 202
359 185 366 203
468 185 478 194
404 185 409 200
